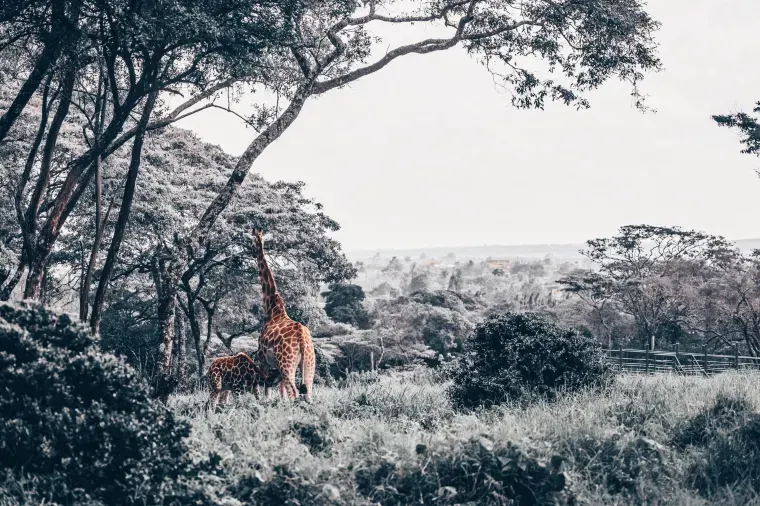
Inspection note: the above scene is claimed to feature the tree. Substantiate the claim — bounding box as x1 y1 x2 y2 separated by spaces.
0 0 296 302
371 290 478 355
556 270 619 347
407 270 432 294
322 283 374 329
147 0 662 393
54 125 356 384
693 249 760 356
713 102 760 159
448 311 610 409
448 269 464 291
559 225 736 349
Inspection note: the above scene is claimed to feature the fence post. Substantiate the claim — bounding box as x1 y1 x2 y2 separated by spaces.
618 345 623 372
733 343 739 370
702 345 708 376
674 342 680 371
645 347 650 376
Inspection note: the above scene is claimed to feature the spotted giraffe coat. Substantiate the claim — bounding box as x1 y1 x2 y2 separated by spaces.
251 229 316 401
206 352 278 410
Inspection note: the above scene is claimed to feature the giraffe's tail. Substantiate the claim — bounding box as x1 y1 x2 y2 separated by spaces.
299 327 315 399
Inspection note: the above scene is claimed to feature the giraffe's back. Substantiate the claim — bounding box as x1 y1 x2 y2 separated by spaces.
259 315 315 400
260 316 311 355
207 353 257 392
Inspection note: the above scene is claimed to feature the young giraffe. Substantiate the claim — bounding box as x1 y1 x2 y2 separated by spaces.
206 351 279 411
251 228 315 401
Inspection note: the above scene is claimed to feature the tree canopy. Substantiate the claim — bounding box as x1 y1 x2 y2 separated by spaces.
0 0 665 395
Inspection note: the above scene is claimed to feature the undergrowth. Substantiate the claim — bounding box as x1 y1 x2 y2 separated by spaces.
168 371 760 505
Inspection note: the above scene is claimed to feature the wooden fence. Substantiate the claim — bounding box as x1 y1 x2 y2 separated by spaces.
602 344 760 376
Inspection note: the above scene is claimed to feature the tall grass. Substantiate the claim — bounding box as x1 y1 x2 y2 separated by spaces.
170 371 760 505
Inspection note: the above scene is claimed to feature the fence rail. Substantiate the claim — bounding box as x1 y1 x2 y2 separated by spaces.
602 344 760 376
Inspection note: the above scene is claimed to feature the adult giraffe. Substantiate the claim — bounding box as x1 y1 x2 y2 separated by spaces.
250 228 315 401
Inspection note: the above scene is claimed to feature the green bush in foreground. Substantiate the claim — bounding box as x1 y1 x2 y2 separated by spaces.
0 303 219 505
448 312 611 410
355 437 571 505
226 436 573 505
675 392 760 495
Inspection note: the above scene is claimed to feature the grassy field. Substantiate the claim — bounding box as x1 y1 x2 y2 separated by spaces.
170 370 760 505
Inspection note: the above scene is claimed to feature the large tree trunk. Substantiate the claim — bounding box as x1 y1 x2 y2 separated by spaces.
80 65 107 321
23 253 48 300
152 247 185 401
80 154 103 320
182 295 206 379
0 3 64 145
22 66 78 300
22 111 133 300
175 313 189 392
189 85 312 248
0 264 25 301
89 91 157 333
155 272 182 401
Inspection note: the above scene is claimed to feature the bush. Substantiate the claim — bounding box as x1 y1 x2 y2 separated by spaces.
355 437 572 505
448 312 611 409
672 391 755 449
230 465 342 506
676 392 760 494
564 432 673 501
0 303 218 505
692 416 760 493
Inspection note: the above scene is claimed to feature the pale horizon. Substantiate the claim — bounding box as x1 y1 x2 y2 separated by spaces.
175 0 760 252
342 235 760 257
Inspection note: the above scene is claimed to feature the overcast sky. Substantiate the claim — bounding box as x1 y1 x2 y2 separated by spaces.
175 0 760 253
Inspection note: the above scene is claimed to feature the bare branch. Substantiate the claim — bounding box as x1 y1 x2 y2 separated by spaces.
314 4 540 95
107 78 237 155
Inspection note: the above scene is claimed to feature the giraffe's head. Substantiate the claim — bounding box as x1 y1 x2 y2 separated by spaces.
254 347 281 386
250 228 264 245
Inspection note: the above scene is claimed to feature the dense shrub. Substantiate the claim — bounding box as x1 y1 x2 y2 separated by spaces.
673 391 755 449
448 312 611 409
692 416 760 493
675 392 760 494
564 433 673 501
355 437 572 505
0 303 218 505
230 465 342 506
290 418 334 456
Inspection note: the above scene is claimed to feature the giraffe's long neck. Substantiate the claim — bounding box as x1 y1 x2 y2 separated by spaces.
253 236 286 320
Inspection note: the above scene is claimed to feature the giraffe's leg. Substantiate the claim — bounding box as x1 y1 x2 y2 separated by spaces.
253 384 261 401
221 390 230 405
209 390 220 412
274 350 299 400
282 366 298 400
208 371 222 412
300 336 315 402
264 386 271 400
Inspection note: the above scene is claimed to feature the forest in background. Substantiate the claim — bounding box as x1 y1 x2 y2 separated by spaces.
7 2 760 505
5 76 760 388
